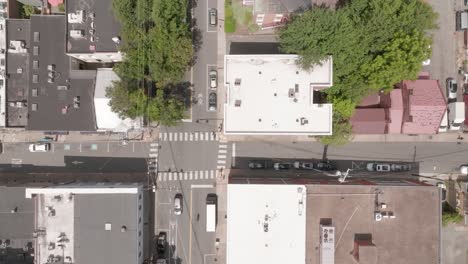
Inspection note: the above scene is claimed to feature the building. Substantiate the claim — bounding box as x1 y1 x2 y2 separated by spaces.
227 184 307 264
66 0 122 63
0 186 34 264
94 68 141 132
351 75 446 135
25 183 145 264
227 182 441 264
224 54 333 135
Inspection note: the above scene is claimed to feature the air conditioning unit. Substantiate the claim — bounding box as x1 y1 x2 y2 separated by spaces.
70 30 84 38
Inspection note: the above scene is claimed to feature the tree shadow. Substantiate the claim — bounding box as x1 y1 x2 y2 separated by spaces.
191 18 203 66
164 82 193 109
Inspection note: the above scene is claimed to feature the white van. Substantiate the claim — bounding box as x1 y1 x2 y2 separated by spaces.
438 110 448 133
206 194 217 232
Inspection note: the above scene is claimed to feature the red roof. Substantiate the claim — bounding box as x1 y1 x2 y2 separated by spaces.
400 80 446 134
388 89 403 133
350 109 387 134
358 94 381 107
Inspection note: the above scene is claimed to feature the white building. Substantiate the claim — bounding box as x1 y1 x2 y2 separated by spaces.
26 183 144 264
224 54 333 135
227 184 307 264
94 68 142 132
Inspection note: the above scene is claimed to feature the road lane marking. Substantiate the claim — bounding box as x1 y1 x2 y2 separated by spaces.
132 142 135 152
79 143 82 152
232 143 236 167
107 142 110 152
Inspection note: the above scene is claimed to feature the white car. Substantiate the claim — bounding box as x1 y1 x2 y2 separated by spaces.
174 194 182 215
366 163 391 172
29 143 50 152
209 70 217 88
460 165 468 175
422 59 431 66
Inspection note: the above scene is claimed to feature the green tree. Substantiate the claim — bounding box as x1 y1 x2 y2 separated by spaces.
442 202 463 226
147 91 185 126
105 80 146 119
21 5 39 18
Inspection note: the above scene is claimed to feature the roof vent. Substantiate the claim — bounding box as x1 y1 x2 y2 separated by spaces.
105 223 112 231
121 225 127 232
112 36 121 44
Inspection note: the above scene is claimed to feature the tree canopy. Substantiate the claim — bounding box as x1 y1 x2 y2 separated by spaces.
109 0 192 126
279 0 437 145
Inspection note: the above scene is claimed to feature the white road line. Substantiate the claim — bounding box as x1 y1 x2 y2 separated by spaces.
179 132 183 141
159 133 162 140
52 144 55 152
174 132 178 141
219 144 227 149
163 133 168 141
107 142 110 152
133 142 135 152
151 143 158 147
150 148 158 152
189 133 193 141
183 172 187 180
187 172 191 180
218 155 226 159
195 133 199 141
218 160 226 164
169 133 173 141
205 132 209 140
149 153 158 158
191 184 214 189
79 143 82 152
184 132 188 141
200 133 204 141
205 170 209 180
192 171 196 180
217 165 225 169
194 172 198 180
210 170 215 178
168 173 172 181
219 149 227 154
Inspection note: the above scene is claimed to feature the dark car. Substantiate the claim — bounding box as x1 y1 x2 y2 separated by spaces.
248 160 267 169
315 161 336 171
208 92 217 111
273 163 291 170
157 232 167 256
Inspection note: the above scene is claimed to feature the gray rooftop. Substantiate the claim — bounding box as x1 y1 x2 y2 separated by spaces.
6 19 31 127
66 0 121 53
26 15 96 131
0 186 34 264
306 184 441 264
74 193 138 264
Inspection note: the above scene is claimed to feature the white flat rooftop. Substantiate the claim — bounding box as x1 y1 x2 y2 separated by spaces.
227 184 307 264
224 55 333 135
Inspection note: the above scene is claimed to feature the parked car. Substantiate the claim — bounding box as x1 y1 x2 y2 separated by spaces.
273 163 291 170
174 193 183 215
157 232 167 256
422 59 431 66
208 92 217 111
293 161 314 170
460 165 468 175
390 164 412 171
209 70 217 88
315 161 336 171
29 143 50 152
209 8 217 26
446 77 457 100
366 163 391 172
248 160 267 169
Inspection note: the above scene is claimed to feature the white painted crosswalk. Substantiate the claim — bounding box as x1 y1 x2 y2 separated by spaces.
158 131 217 142
157 170 216 182
148 142 159 174
217 140 229 169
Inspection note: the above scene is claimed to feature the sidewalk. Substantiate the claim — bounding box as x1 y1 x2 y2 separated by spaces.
219 131 468 143
0 128 160 143
214 168 228 264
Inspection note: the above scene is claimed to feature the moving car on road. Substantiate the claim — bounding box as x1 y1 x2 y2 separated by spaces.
446 77 458 100
248 160 267 169
174 193 183 215
29 143 50 152
460 165 468 175
157 232 167 256
293 161 314 170
273 163 291 170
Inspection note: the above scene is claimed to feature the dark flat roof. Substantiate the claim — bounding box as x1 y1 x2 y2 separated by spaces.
26 15 96 131
66 0 121 53
74 193 138 264
0 186 34 264
306 185 440 264
6 20 31 127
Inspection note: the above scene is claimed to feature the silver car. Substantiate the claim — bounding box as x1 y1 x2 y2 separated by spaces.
209 8 217 26
209 70 217 88
446 77 457 100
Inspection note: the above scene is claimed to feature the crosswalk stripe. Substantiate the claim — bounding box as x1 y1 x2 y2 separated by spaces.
158 133 162 140
183 172 187 180
175 132 179 141
168 173 172 181
187 171 191 180
149 153 158 158
200 133 204 141
204 132 209 140
169 133 173 141
179 132 183 140
219 144 227 149
194 172 199 180
218 154 226 159
151 143 158 147
217 165 225 169
210 133 215 140
192 171 196 180
150 148 158 152
161 173 167 181
211 170 215 178
204 170 209 179
218 160 226 164
219 149 227 154
184 132 188 141
189 133 193 141
195 133 199 141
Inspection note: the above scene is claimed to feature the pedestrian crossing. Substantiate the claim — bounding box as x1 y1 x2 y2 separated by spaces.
217 140 228 170
158 131 217 142
157 170 216 182
148 142 159 174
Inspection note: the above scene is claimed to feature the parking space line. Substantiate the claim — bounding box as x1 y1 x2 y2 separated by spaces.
79 143 82 152
132 142 135 152
107 142 110 152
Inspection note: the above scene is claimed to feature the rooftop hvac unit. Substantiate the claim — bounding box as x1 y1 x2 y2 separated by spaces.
68 10 84 23
374 212 382 221
70 30 84 38
8 40 27 53
320 225 335 264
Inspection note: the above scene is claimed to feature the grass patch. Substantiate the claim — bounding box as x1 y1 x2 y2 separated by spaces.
224 1 236 33
442 201 463 226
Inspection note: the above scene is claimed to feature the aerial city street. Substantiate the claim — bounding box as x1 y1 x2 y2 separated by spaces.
0 0 467 264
